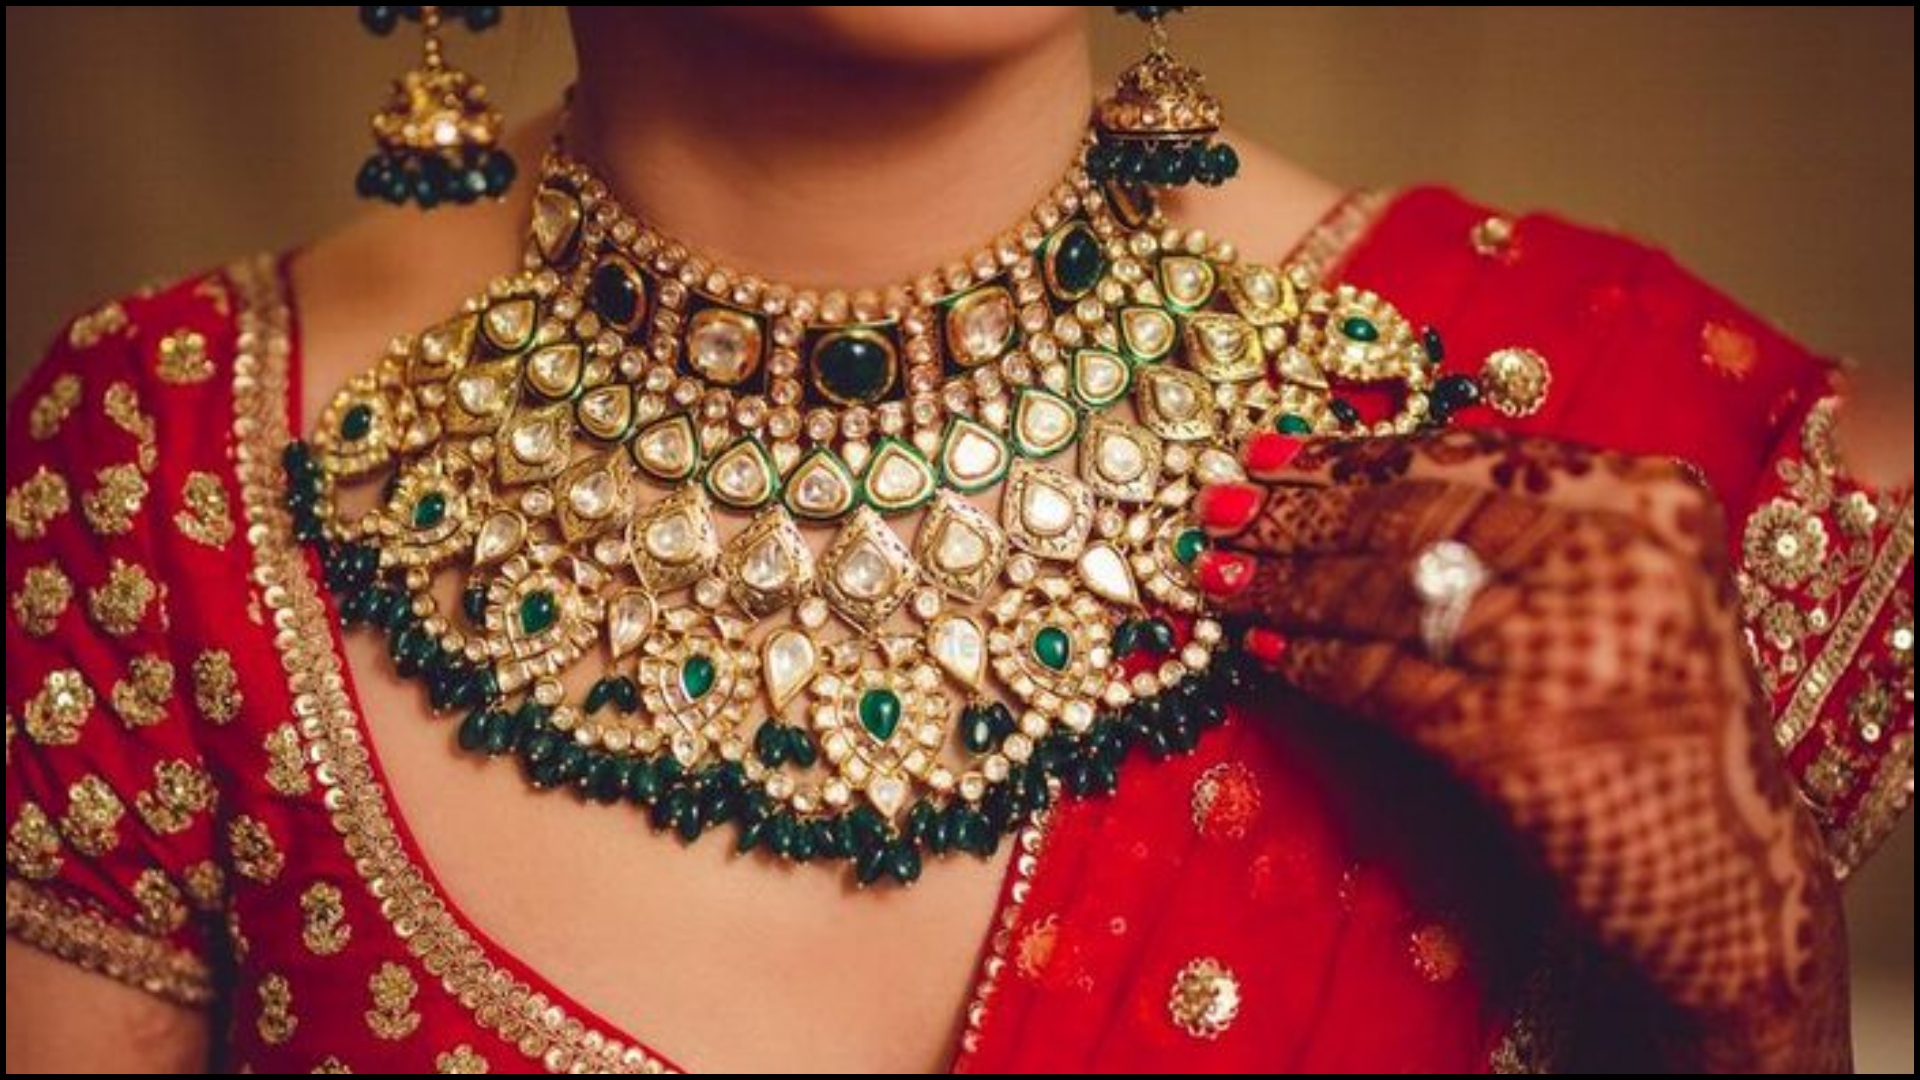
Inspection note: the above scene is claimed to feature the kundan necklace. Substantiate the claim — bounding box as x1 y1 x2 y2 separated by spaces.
285 130 1523 885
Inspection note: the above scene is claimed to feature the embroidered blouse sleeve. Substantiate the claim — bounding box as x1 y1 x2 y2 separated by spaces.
6 279 237 1008
1738 390 1914 878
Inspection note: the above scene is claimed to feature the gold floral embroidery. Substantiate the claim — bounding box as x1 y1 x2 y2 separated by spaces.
1012 913 1060 980
1409 921 1465 983
1168 956 1242 1039
228 815 285 884
194 275 232 318
436 1045 490 1073
265 723 313 796
87 558 157 636
6 466 71 540
257 972 298 1045
6 802 63 880
1190 760 1261 841
366 961 422 1041
58 775 125 857
23 668 95 745
132 869 190 934
28 373 82 440
102 381 158 474
312 1056 354 1074
191 648 243 724
1737 396 1914 874
1469 214 1517 261
227 906 251 962
110 653 176 728
135 759 217 836
1744 499 1828 590
67 300 129 350
4 711 15 766
6 879 212 1007
299 881 351 956
81 463 149 536
227 255 676 1074
182 860 227 912
11 562 73 637
157 329 214 384
1699 319 1759 380
174 471 235 548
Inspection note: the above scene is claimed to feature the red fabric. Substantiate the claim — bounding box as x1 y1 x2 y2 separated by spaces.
6 186 1908 1073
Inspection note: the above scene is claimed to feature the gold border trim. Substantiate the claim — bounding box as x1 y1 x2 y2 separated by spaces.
6 878 212 1007
951 807 1050 1063
225 256 671 1074
1775 495 1914 753
1289 188 1395 286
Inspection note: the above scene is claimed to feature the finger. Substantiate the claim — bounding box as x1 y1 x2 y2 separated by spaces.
1223 477 1573 575
1203 550 1520 669
1269 635 1481 728
1241 429 1718 558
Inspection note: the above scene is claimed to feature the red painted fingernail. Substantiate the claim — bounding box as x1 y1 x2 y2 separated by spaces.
1195 482 1264 534
1243 626 1289 666
1242 432 1304 475
1195 550 1256 597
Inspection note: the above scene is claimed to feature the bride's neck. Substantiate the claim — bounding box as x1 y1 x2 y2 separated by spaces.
564 9 1093 287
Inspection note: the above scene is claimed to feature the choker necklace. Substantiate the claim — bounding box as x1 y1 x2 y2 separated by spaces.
285 132 1507 885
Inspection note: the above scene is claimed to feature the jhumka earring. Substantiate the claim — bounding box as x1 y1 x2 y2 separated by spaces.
354 6 516 209
1090 6 1239 189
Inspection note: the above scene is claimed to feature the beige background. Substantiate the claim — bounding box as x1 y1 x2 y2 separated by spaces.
6 6 1912 1071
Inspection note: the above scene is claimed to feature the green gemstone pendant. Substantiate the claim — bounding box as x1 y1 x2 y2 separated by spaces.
518 590 558 635
681 654 717 700
859 687 902 741
1032 625 1072 671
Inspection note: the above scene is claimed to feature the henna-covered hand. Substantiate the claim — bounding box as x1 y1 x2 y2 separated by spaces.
1194 429 1850 1072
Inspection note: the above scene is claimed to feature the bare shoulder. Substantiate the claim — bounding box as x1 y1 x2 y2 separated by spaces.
290 118 555 434
1155 132 1349 265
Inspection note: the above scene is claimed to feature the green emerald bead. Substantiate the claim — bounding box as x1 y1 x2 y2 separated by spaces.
1032 626 1072 671
961 704 997 754
681 654 716 700
584 677 617 715
754 719 787 767
588 757 628 803
859 688 902 741
627 759 660 803
480 711 517 756
1339 315 1380 343
1111 620 1141 659
456 707 493 753
461 584 488 625
411 490 447 529
1049 223 1105 299
1144 617 1176 653
339 403 373 442
1174 527 1208 566
886 840 922 885
517 589 558 635
785 727 817 768
1275 413 1313 436
813 332 896 405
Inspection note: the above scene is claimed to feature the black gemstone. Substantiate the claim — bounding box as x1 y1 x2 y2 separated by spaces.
1433 374 1482 414
811 331 897 405
589 261 644 330
1048 223 1105 299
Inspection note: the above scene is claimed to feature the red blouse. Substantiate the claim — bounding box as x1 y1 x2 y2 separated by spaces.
6 188 1911 1073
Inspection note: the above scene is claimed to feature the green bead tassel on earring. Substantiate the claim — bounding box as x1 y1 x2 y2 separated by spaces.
355 6 516 209
1091 6 1239 189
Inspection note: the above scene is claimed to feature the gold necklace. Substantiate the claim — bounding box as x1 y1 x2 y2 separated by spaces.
286 135 1482 884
